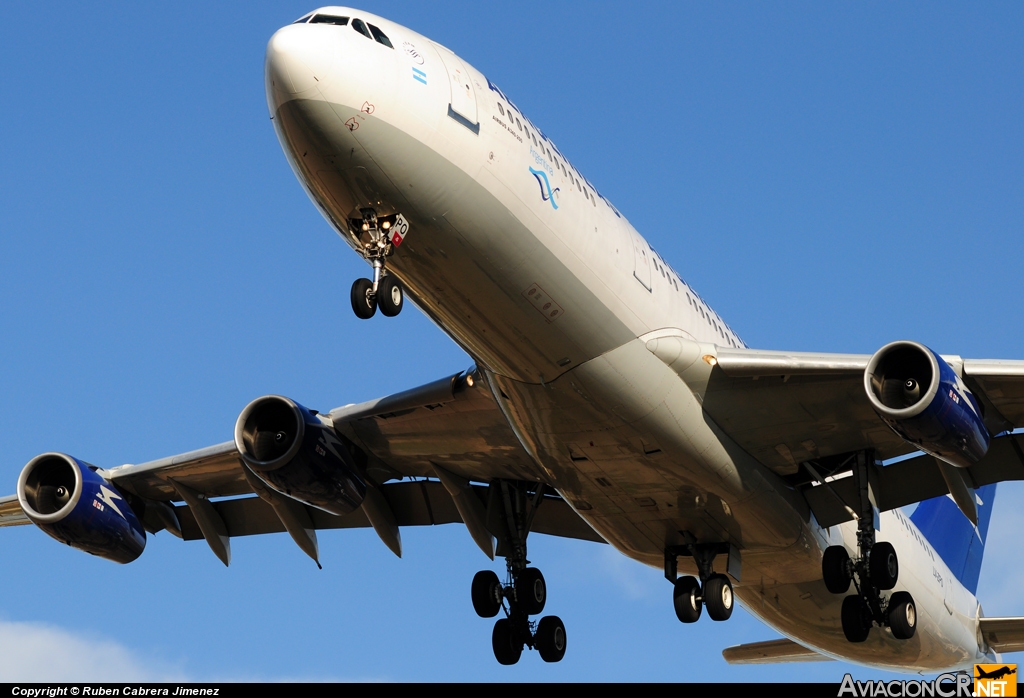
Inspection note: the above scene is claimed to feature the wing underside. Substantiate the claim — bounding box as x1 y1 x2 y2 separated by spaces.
694 346 1024 523
0 371 605 565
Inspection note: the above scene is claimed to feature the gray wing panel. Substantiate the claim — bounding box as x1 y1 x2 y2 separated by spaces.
701 370 910 476
331 374 543 485
105 441 247 501
0 494 29 527
698 347 1024 478
104 372 540 504
965 359 1024 428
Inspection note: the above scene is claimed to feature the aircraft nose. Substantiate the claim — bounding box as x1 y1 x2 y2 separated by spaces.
265 24 334 100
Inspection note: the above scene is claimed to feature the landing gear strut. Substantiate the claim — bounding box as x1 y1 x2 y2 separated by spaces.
820 450 916 642
349 208 408 319
665 538 736 624
471 481 566 664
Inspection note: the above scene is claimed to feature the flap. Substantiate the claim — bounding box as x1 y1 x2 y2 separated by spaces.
172 481 606 545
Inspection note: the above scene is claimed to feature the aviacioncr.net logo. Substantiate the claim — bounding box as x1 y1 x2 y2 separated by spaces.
838 673 973 697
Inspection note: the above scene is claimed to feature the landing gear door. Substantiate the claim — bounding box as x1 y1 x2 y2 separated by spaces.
433 43 479 133
630 228 652 291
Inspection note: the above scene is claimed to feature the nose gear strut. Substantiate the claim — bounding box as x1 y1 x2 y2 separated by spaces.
349 208 409 319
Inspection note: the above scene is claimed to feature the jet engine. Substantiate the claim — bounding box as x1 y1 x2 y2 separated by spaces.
17 453 147 563
234 395 366 515
864 340 990 468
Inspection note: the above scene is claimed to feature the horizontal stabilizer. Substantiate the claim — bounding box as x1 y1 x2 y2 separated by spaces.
981 617 1024 654
722 638 831 664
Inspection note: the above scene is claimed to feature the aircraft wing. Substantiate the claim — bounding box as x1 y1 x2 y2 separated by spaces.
721 638 831 664
656 340 1024 523
980 617 1024 654
0 370 604 565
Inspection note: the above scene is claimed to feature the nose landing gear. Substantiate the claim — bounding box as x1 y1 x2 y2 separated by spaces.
348 209 409 320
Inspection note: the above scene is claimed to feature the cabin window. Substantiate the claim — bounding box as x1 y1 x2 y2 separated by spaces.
310 14 349 25
368 24 394 48
351 18 372 39
497 103 505 116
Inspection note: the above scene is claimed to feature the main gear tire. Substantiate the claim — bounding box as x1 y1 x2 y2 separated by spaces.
841 595 872 643
870 542 899 591
822 546 852 594
536 616 567 663
492 618 522 665
471 570 502 618
673 576 702 624
515 567 546 616
887 591 917 640
704 574 734 621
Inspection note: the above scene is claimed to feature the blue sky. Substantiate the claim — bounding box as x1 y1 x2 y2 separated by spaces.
0 0 1022 682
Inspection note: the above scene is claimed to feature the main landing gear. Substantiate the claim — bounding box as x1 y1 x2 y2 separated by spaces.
471 481 566 665
665 539 736 624
820 451 917 642
349 208 409 320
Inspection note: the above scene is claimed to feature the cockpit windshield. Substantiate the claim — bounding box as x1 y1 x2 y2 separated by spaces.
368 24 394 48
309 14 349 26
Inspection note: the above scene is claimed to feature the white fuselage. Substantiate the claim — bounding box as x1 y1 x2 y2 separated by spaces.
264 8 998 672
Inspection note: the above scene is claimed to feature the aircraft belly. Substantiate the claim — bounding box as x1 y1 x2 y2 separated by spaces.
486 338 813 565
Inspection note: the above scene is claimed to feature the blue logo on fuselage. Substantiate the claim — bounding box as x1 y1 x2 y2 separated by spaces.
529 167 559 210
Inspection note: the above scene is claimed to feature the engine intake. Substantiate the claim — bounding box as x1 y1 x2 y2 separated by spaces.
864 341 989 468
17 453 147 563
235 395 365 515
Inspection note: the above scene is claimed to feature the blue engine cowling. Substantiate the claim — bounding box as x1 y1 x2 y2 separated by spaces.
234 395 366 515
17 453 147 563
864 341 990 468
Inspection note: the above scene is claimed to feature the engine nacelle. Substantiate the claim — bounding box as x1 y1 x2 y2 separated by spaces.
864 341 989 468
17 453 147 563
234 395 365 515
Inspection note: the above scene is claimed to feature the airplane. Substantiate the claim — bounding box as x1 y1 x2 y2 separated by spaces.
976 666 1017 681
2 5 1023 675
